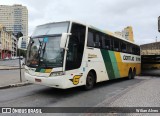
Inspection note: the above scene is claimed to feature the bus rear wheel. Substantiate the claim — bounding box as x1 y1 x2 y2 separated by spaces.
132 68 136 79
128 69 132 80
84 72 95 90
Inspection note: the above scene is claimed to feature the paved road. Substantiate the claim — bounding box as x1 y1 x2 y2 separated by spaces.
0 76 150 115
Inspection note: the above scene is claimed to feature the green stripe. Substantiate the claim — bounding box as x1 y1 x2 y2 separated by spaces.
101 50 120 80
35 68 41 72
109 51 120 78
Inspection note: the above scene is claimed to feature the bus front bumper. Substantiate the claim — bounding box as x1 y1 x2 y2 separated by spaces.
25 72 74 89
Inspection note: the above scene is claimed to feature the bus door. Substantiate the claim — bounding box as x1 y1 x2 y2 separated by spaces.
65 23 86 72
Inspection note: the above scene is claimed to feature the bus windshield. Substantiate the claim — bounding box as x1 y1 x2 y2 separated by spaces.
32 22 69 37
26 22 69 68
26 36 64 68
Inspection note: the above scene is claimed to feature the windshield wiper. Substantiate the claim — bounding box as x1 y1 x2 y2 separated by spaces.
38 39 49 68
28 39 34 57
42 43 46 58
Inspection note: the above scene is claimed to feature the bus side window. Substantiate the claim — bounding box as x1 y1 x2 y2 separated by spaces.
121 42 127 53
132 46 136 55
87 29 94 47
113 38 120 52
105 39 111 50
101 35 105 49
135 46 140 55
94 33 100 48
127 44 132 54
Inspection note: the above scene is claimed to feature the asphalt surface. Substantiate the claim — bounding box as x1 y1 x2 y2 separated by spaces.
0 62 159 116
0 76 153 116
0 77 145 107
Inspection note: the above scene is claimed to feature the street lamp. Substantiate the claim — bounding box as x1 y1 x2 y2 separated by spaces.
17 36 29 82
16 32 23 82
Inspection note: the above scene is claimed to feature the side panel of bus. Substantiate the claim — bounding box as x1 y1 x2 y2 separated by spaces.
100 50 141 79
86 48 141 82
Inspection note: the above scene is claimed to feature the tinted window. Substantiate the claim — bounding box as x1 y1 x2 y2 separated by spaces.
94 33 100 48
87 29 101 48
87 30 94 47
127 44 132 54
121 42 127 53
65 23 86 70
113 38 120 51
101 35 111 50
135 46 140 55
132 46 136 54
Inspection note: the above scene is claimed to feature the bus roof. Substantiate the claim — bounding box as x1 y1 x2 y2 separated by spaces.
36 20 139 46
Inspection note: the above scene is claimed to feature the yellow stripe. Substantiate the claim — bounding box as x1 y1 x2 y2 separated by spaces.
114 52 141 77
45 69 52 73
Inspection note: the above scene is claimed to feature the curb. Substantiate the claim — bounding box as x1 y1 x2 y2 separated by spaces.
0 68 24 70
0 65 19 67
0 81 32 89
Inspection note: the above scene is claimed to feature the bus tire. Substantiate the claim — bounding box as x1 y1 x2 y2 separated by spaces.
132 68 136 79
128 69 132 80
84 72 95 90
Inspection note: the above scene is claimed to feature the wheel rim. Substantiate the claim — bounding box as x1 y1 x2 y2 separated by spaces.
132 70 136 78
86 75 94 88
129 71 132 79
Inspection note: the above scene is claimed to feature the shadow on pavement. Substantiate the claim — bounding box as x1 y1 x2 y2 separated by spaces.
33 77 143 98
141 69 160 77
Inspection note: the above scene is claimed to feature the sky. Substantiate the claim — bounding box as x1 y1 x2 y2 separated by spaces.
1 0 160 45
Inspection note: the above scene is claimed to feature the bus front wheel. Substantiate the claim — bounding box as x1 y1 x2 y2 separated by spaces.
84 72 95 90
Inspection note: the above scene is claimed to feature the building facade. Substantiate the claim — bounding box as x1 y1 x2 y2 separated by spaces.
0 25 12 59
0 24 17 59
140 42 160 55
0 4 28 47
114 26 134 42
114 31 122 38
11 35 17 57
122 26 134 42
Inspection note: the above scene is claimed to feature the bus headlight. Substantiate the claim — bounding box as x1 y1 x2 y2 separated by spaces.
49 71 65 77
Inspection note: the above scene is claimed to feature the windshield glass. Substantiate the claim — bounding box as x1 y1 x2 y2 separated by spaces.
26 36 64 68
32 22 69 37
26 22 69 68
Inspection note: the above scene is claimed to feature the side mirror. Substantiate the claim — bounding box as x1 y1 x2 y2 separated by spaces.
18 36 30 50
60 33 71 49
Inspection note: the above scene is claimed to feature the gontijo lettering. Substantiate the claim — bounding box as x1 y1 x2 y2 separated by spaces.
123 55 134 61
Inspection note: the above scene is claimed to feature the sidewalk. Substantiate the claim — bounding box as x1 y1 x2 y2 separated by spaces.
0 65 22 70
0 59 30 89
88 76 160 115
0 69 31 89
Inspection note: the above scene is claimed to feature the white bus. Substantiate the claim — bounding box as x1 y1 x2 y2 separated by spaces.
23 21 141 90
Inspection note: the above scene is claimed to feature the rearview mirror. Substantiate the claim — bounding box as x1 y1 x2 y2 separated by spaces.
60 33 71 49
